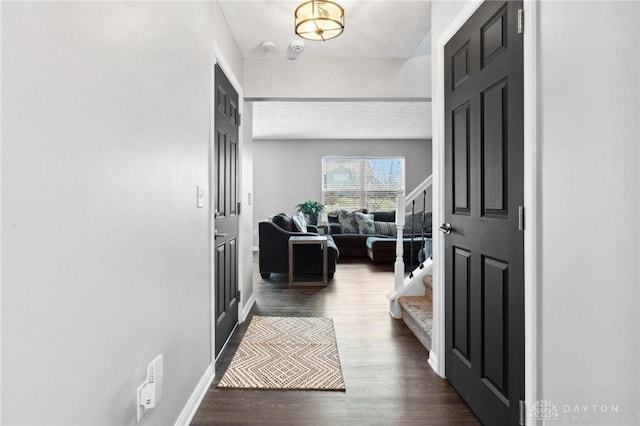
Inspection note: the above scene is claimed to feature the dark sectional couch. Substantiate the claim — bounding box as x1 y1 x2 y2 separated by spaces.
258 213 339 279
327 210 432 265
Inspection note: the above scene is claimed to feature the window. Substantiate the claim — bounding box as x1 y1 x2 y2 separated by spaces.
322 156 405 212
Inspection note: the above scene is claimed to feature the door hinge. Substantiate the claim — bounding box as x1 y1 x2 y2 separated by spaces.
237 201 241 215
236 290 241 302
237 112 242 127
518 206 525 231
517 9 524 35
519 400 526 425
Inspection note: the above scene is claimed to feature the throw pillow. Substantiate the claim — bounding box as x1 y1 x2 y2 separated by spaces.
355 212 375 235
423 211 433 234
292 211 307 232
372 211 395 222
404 210 432 236
272 213 294 232
374 221 398 237
327 213 340 224
336 208 366 233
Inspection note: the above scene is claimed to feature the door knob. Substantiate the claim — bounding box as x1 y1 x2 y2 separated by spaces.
214 230 228 238
439 223 454 235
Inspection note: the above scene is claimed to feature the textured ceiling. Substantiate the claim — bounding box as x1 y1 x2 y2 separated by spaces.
217 0 432 60
219 1 433 140
252 101 432 140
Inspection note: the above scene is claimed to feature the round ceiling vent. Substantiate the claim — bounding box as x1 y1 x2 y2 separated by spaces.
289 40 305 53
261 41 277 52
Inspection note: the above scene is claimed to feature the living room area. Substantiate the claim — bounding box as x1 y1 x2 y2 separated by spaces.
251 102 433 258
248 97 436 347
241 13 437 385
228 3 437 355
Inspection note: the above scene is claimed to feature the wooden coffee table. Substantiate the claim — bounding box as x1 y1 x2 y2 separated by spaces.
288 235 328 287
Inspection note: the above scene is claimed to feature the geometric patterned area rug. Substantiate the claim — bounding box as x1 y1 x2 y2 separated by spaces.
217 316 346 391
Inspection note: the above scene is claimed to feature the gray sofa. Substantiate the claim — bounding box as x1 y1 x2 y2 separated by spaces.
258 213 339 279
327 210 432 264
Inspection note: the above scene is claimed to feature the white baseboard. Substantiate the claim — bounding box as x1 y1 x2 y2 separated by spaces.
428 350 439 374
174 363 215 426
240 292 256 323
387 259 432 318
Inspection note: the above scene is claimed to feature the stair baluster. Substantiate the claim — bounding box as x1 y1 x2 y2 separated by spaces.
408 200 415 278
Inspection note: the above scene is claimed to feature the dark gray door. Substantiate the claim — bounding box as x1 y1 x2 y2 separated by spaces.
443 1 524 424
214 64 239 358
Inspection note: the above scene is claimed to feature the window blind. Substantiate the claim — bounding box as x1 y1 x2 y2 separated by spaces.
322 156 405 212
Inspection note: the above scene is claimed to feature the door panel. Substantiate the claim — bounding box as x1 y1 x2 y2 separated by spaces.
229 137 237 216
481 5 507 67
453 103 471 214
228 237 237 312
452 42 470 89
216 130 226 217
214 64 239 358
482 256 508 396
444 1 524 425
453 247 471 363
481 79 508 216
216 244 226 320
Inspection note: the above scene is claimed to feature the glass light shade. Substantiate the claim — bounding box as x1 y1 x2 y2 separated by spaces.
295 0 344 41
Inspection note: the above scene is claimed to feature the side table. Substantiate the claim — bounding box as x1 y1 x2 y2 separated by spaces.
288 235 328 287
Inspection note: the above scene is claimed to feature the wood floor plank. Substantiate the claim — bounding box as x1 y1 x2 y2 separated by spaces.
191 254 479 425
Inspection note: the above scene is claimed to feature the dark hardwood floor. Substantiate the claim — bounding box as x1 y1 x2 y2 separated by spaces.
191 255 480 425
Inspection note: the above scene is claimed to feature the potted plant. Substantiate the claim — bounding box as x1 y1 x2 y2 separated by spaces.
295 200 324 225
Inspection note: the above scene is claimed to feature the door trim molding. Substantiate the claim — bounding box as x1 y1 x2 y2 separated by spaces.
522 2 540 424
210 53 245 366
0 3 4 420
432 1 539 423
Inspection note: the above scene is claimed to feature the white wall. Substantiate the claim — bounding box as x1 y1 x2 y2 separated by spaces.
430 1 467 52
211 3 244 81
537 1 640 421
1 2 243 424
252 138 432 247
244 56 431 100
239 103 255 312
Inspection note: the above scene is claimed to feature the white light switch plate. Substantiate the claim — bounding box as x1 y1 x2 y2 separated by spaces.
196 186 205 208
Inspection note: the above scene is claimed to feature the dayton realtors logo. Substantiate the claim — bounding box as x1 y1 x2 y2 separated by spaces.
530 400 560 421
561 403 620 423
530 400 624 423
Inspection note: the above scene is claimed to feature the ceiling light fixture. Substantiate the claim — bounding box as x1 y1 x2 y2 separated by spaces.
295 0 344 42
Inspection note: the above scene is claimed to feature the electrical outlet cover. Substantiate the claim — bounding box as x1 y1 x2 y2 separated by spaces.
136 382 147 422
150 354 163 403
136 355 163 422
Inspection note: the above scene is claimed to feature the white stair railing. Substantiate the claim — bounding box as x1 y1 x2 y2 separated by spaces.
394 190 405 292
404 175 433 209
388 174 433 318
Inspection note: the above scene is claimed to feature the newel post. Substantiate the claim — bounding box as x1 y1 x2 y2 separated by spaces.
394 189 405 291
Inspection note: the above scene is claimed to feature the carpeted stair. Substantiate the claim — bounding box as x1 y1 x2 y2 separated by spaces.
398 275 433 352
